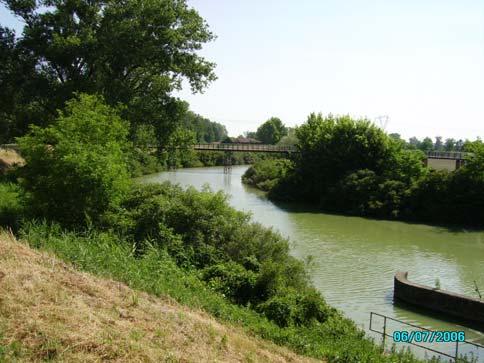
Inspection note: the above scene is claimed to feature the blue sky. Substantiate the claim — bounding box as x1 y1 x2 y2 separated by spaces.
2 1 483 139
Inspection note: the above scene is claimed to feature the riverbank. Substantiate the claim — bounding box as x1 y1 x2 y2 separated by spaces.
242 157 484 229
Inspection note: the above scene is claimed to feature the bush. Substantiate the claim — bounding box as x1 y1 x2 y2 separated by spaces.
257 294 294 327
128 148 163 177
17 94 131 225
202 262 258 304
242 159 293 191
105 182 313 315
323 170 410 218
257 289 333 328
0 183 25 230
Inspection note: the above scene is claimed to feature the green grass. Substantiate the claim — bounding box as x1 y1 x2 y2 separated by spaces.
18 221 426 363
0 183 25 231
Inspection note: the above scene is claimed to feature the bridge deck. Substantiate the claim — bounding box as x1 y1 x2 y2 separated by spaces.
192 143 298 153
426 151 470 160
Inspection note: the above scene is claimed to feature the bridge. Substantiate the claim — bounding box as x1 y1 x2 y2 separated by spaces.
186 143 298 173
1 143 473 173
426 151 470 171
192 143 298 153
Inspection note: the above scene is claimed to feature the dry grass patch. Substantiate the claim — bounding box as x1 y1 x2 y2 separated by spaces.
0 231 320 362
0 148 24 173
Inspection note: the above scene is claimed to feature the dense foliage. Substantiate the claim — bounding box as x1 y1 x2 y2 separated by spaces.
404 135 476 152
408 144 484 226
105 182 322 314
17 94 131 225
276 127 298 146
0 0 216 145
244 114 484 227
182 111 228 143
242 159 294 191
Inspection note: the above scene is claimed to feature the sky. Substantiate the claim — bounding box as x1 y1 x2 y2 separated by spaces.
2 1 483 140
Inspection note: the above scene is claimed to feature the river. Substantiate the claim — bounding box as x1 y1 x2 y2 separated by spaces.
140 165 484 360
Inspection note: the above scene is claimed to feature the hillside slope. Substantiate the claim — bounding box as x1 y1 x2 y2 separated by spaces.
0 232 319 362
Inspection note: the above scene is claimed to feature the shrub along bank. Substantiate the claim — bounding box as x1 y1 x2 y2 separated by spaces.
243 114 484 228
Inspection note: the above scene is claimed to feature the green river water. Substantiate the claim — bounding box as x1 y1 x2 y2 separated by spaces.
141 165 484 360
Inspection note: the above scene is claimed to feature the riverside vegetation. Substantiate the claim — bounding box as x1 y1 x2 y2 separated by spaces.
243 114 484 228
0 94 429 362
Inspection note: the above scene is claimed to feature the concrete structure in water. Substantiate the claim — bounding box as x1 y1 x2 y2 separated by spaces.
394 271 484 327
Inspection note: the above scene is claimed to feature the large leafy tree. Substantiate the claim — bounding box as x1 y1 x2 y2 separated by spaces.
0 0 216 144
272 114 426 209
255 117 287 144
0 26 50 143
295 114 394 193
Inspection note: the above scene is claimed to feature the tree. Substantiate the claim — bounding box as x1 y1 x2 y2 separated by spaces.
244 131 257 139
255 117 287 144
0 26 49 143
17 94 131 225
419 137 433 152
444 138 456 151
408 137 420 150
455 139 465 151
181 111 227 143
463 138 483 152
276 127 298 146
292 114 395 200
434 136 443 151
0 0 216 145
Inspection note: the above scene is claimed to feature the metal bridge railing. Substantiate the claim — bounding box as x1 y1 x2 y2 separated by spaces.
427 151 471 160
192 143 298 153
370 312 484 362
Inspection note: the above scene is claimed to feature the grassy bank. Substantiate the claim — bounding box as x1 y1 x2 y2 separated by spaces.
0 231 317 362
6 221 422 362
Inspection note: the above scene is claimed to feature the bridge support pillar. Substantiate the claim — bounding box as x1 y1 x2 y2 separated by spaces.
167 151 177 171
223 151 233 174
